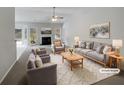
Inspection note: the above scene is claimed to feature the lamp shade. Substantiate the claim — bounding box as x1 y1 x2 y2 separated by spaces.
112 39 122 48
74 36 80 42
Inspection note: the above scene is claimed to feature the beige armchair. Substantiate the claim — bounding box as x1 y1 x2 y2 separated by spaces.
52 39 65 54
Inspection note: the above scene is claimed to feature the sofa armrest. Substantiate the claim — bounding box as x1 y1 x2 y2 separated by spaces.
27 63 57 85
27 63 56 72
103 54 109 64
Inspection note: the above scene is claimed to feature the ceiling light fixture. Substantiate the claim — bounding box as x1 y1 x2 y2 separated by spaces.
52 7 63 22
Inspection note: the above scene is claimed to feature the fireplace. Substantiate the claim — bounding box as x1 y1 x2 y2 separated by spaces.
41 37 51 45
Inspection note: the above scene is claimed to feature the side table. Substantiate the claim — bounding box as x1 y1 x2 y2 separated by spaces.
107 52 124 69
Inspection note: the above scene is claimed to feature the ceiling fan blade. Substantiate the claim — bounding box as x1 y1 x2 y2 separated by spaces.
55 16 63 19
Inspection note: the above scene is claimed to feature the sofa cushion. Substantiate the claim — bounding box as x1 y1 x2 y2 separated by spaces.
36 49 47 55
103 45 112 54
87 51 104 62
27 60 36 69
75 48 92 55
80 49 93 55
56 46 64 48
55 47 64 51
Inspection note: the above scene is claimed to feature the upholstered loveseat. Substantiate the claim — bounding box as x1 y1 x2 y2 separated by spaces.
75 41 113 67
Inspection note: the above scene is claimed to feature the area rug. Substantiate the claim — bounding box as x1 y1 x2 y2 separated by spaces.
50 54 116 85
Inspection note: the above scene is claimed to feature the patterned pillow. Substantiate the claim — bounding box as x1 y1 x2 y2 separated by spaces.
54 41 62 47
86 42 91 49
103 45 112 54
93 42 101 50
80 41 86 48
27 60 36 69
96 45 104 54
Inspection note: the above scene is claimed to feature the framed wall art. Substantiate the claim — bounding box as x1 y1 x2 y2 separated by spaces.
89 22 110 39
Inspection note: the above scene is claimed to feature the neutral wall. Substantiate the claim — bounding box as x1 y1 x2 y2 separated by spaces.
0 8 16 83
62 8 124 69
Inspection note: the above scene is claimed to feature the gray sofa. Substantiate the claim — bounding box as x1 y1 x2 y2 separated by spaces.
75 41 112 67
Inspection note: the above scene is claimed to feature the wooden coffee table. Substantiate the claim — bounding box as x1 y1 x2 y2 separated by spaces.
61 52 83 71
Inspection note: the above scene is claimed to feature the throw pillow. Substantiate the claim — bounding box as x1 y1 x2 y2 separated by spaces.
86 42 91 49
96 45 104 54
35 55 43 68
36 48 41 54
93 42 101 50
32 49 36 55
54 41 61 47
28 53 36 62
103 45 112 54
27 60 36 69
80 41 86 48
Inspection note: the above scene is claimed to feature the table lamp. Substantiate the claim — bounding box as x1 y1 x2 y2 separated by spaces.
112 39 122 56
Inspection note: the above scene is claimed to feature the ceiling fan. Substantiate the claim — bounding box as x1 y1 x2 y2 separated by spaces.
52 7 63 22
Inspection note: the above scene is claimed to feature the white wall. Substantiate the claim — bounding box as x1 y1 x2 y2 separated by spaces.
0 8 16 83
62 8 124 69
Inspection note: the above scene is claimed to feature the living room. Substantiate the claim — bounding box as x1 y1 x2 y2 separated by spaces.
0 7 124 85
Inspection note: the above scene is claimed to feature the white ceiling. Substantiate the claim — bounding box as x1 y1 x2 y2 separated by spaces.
15 7 84 23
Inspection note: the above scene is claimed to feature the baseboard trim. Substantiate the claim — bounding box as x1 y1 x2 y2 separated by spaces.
0 47 27 84
0 59 17 84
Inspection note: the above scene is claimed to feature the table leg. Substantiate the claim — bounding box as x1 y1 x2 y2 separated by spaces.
62 56 64 63
82 58 83 68
117 59 121 69
109 57 112 67
71 61 72 71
